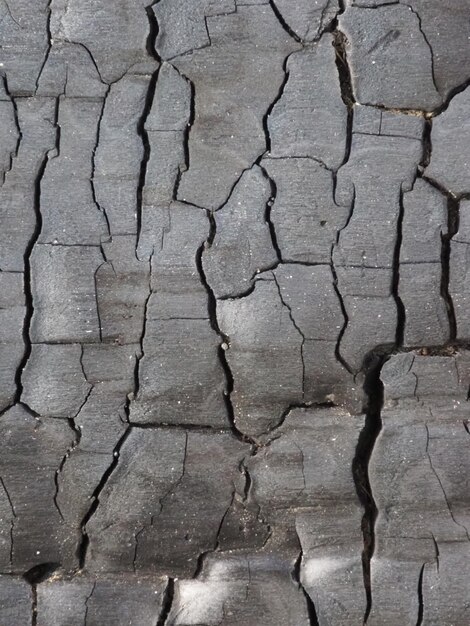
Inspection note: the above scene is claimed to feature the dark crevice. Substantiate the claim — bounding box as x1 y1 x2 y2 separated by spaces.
195 219 254 446
173 69 194 202
392 186 406 347
31 583 37 626
23 562 60 585
136 72 160 250
268 1 303 43
132 256 152 402
292 548 320 626
441 196 458 341
419 118 432 169
416 563 425 626
352 353 384 623
332 29 356 112
136 2 161 252
258 164 282 263
77 426 131 569
431 533 439 572
418 174 459 341
260 51 294 156
156 578 175 626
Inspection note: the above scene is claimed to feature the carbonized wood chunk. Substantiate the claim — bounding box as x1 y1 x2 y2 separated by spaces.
154 0 236 60
262 157 349 264
173 5 300 210
336 267 393 298
401 179 447 264
0 0 49 95
56 344 137 568
30 244 103 343
0 405 73 572
450 200 470 340
37 576 167 626
168 554 310 626
400 263 449 347
87 429 247 577
334 108 423 269
381 352 467 405
271 0 339 42
146 63 192 132
0 576 32 626
94 75 150 236
50 0 157 84
340 4 441 110
96 235 150 344
39 98 109 246
138 118 188 258
0 273 25 411
274 265 357 409
247 407 366 625
422 541 470 626
36 42 108 99
203 166 278 298
268 35 347 170
0 97 56 272
130 319 227 426
340 294 397 371
217 277 303 436
426 87 470 195
131 207 227 427
369 353 470 625
149 205 208 319
22 343 91 418
392 0 470 102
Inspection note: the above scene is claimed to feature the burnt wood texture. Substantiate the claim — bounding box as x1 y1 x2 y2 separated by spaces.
0 1 469 624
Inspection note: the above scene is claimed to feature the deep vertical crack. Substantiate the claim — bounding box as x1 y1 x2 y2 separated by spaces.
31 583 37 626
156 578 175 626
268 1 303 43
416 563 425 626
195 215 252 445
292 542 320 626
392 186 406 347
15 98 59 406
136 2 161 252
441 195 458 341
77 426 131 569
352 354 384 623
331 7 356 372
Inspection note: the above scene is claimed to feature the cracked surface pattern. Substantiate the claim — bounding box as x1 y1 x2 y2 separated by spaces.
0 0 469 624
